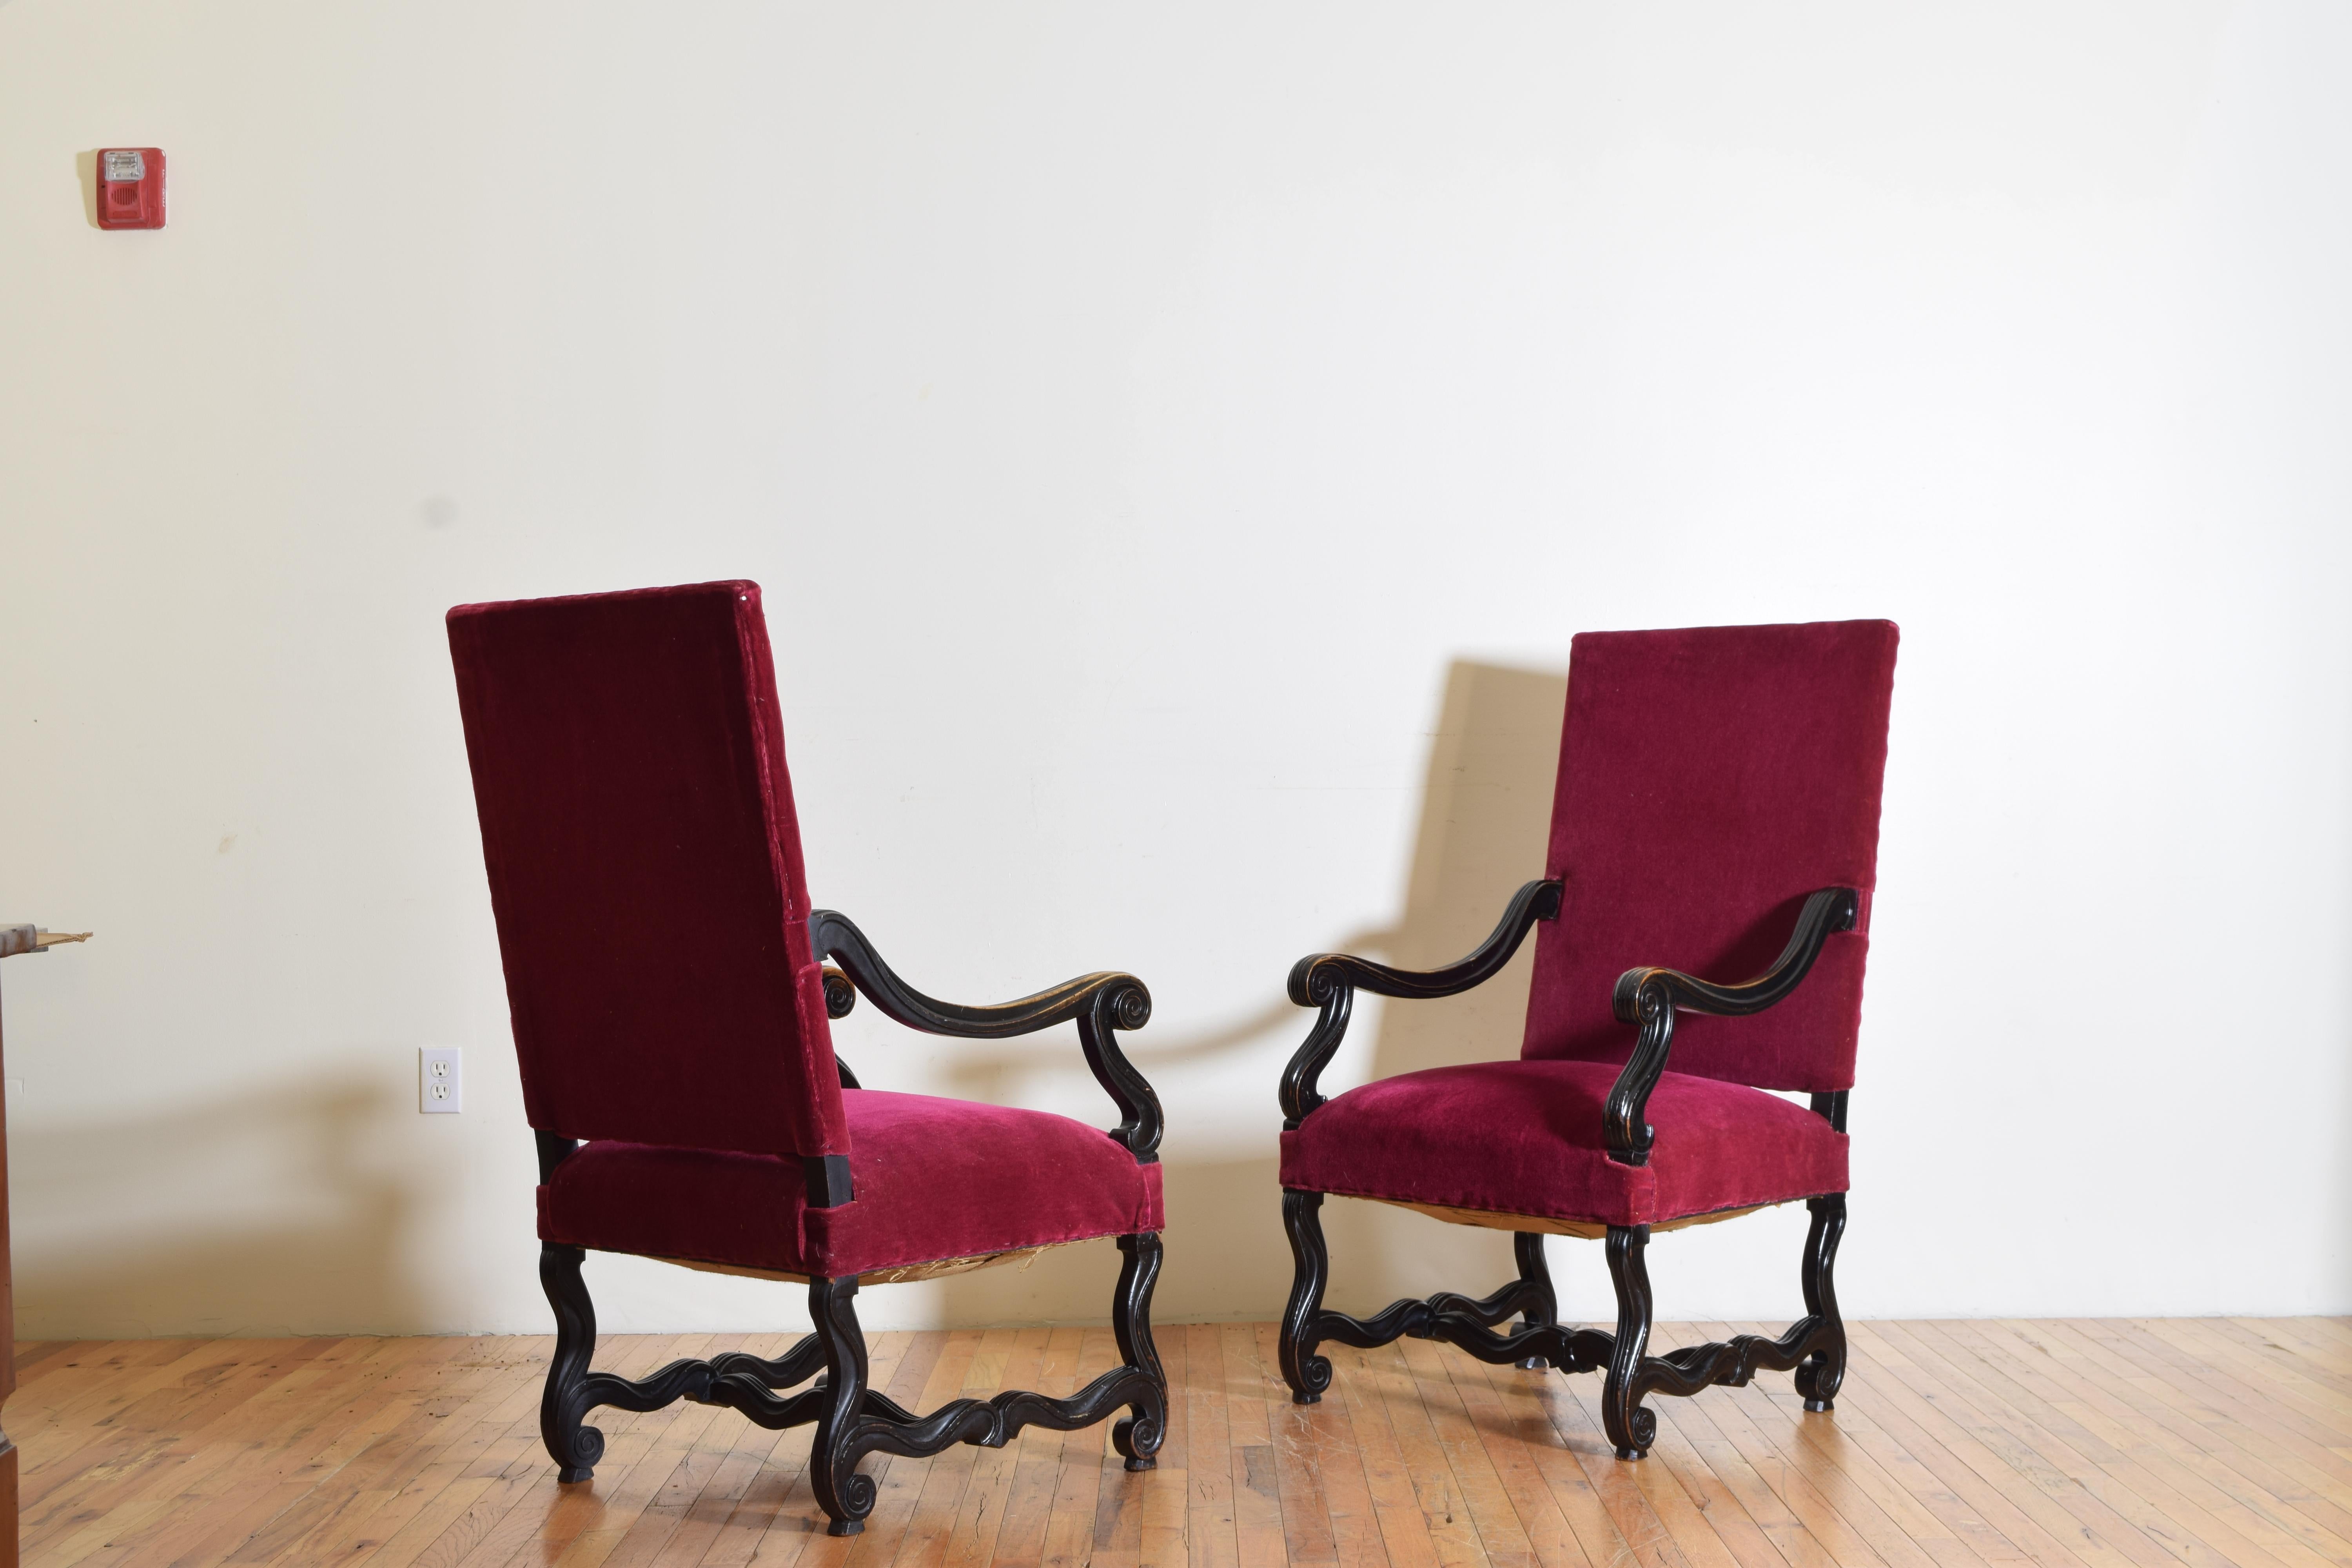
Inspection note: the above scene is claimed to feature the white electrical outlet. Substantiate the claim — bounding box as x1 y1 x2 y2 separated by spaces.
420 1047 463 1113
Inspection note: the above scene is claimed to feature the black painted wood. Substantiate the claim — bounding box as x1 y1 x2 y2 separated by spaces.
822 966 856 1019
1278 1189 1333 1403
823 965 864 1088
1604 886 1858 1165
1794 1194 1847 1411
1107 1231 1169 1468
1511 1232 1555 1369
808 1276 873 1533
538 1243 605 1483
535 1233 1169 1534
1280 878 1562 1128
809 909 1161 1161
1280 1187 1592 1404
803 1154 854 1208
1601 1224 1654 1457
534 1130 579 1185
1273 1203 1848 1456
804 1233 1167 1534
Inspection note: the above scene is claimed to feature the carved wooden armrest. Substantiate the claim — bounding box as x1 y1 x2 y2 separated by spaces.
1279 879 1563 1128
1603 886 1859 1167
807 910 1161 1162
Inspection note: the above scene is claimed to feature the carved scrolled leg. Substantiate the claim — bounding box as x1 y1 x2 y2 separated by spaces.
1794 1193 1848 1412
1601 1225 1656 1460
539 1243 606 1482
808 1277 876 1535
1110 1232 1168 1471
1511 1232 1556 1370
1279 1189 1334 1405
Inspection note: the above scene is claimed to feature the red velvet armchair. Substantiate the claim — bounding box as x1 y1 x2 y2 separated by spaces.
448 581 1167 1536
1276 621 1897 1459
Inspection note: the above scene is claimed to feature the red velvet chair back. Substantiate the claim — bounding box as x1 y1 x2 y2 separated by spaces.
448 581 847 1158
1522 621 1898 1093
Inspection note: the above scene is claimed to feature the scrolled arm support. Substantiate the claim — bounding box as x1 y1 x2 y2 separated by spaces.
821 967 856 1019
1279 879 1563 1129
1603 886 1859 1166
808 910 1162 1163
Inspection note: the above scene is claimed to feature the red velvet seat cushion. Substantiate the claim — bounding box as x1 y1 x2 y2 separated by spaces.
540 1088 1163 1278
1279 1060 1846 1228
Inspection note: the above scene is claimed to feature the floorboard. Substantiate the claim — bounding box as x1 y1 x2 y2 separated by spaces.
11 1321 2346 1568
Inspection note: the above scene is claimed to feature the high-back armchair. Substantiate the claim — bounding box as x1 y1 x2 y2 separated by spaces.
1276 620 1897 1459
449 581 1167 1535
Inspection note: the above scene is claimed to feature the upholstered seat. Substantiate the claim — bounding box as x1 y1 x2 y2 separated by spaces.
1280 1060 1846 1231
543 1089 1164 1279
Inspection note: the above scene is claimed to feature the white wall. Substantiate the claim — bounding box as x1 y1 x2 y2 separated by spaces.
2 1 2347 1339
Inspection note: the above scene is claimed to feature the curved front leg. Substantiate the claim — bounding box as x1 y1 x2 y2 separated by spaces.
540 1244 606 1481
1601 1226 1656 1459
1794 1194 1848 1410
1510 1232 1556 1370
1110 1232 1168 1469
1279 1190 1334 1404
808 1277 877 1535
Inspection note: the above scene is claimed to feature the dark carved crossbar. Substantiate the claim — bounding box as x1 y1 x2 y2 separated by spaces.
550 1325 1160 1457
539 1230 1167 1533
1281 1187 1848 1457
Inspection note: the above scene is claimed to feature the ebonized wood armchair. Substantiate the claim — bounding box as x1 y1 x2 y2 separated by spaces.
1276 620 1898 1459
448 581 1166 1536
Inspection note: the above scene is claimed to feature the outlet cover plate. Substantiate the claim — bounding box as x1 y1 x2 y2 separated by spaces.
420 1047 463 1114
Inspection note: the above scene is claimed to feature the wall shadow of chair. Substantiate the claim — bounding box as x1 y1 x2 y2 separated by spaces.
925 995 1299 1328
1316 660 1568 1317
930 660 1566 1330
927 1155 1290 1329
13 1076 425 1338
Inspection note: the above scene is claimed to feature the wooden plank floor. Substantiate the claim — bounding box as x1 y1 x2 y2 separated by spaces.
12 1318 2352 1568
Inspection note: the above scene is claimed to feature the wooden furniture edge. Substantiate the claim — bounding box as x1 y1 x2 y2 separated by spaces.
1363 1195 1783 1239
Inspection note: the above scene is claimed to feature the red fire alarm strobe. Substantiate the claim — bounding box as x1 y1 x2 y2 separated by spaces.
97 148 165 229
